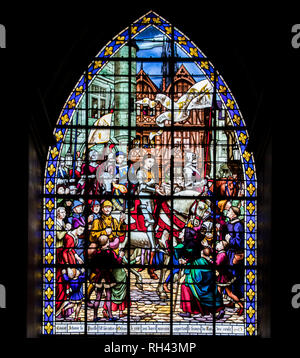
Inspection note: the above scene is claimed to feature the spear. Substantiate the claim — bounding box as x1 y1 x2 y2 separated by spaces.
72 110 79 178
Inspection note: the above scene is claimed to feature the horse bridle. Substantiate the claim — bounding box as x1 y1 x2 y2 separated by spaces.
189 199 203 222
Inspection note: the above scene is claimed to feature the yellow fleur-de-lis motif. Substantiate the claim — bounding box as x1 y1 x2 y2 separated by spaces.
239 132 247 144
247 219 255 232
247 271 255 283
60 114 69 125
153 17 161 24
55 130 63 142
246 167 254 179
44 305 53 318
247 254 255 266
94 60 103 69
178 36 187 45
142 17 150 24
45 180 54 193
226 99 235 109
247 325 255 336
219 85 227 94
75 86 83 96
45 287 53 300
247 288 255 301
46 200 54 212
247 183 256 196
165 26 172 35
243 151 251 162
45 252 54 264
247 324 255 336
45 270 54 282
45 217 54 229
232 114 241 125
87 72 93 80
67 99 76 108
247 237 255 249
116 36 125 44
104 46 113 56
47 164 56 176
45 235 53 247
45 322 53 334
200 61 209 69
247 306 255 319
247 202 255 214
189 47 198 57
50 147 58 159
131 26 138 35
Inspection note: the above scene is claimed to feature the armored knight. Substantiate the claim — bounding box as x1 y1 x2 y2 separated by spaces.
136 154 159 279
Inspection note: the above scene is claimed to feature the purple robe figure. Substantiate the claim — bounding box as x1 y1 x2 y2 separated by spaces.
226 210 244 299
226 217 244 265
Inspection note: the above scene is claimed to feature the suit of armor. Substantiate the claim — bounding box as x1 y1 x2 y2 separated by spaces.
136 168 156 251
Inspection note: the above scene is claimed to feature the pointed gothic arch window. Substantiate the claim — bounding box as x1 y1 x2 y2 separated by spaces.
42 11 257 336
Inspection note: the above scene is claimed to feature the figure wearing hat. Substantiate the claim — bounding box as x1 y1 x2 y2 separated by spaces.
87 201 125 306
62 217 85 266
89 200 126 251
67 200 84 227
88 200 101 229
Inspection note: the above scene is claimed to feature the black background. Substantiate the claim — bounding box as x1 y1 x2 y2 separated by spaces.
0 1 299 352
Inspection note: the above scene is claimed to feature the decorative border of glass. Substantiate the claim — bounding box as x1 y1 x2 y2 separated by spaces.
42 10 257 336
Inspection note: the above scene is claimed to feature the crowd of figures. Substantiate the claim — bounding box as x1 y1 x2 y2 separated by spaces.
175 199 245 320
54 144 245 322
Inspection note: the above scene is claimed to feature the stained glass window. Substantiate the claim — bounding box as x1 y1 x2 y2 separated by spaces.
42 11 257 336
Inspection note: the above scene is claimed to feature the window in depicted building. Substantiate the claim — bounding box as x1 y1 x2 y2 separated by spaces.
42 11 257 336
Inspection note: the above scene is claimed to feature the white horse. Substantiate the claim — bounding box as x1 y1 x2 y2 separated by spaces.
120 190 211 298
155 190 211 298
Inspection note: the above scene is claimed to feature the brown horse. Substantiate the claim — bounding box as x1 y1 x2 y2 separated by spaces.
209 176 240 197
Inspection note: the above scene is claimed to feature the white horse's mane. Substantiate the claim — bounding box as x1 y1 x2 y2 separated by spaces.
166 189 203 216
173 189 200 197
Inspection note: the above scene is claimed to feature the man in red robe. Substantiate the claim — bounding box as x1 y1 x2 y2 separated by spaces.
56 217 85 316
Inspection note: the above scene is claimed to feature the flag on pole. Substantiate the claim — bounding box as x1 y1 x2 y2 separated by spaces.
88 113 112 148
136 79 213 128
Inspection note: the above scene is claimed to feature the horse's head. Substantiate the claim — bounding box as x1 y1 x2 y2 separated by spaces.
189 199 212 222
